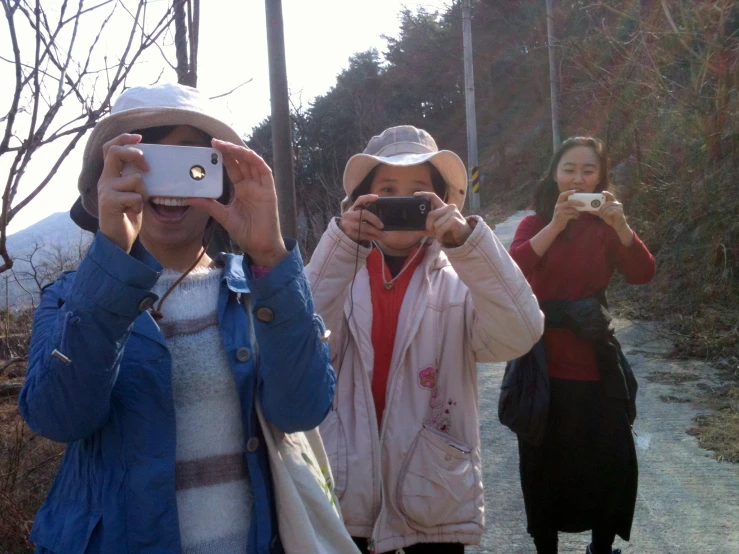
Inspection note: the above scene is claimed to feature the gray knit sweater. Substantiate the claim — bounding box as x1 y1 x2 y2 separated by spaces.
153 268 251 554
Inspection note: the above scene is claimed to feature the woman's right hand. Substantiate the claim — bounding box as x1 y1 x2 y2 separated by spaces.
549 190 580 233
97 134 149 253
338 194 386 243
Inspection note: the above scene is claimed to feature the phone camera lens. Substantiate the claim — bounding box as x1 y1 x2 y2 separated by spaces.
190 165 206 181
211 153 218 165
420 204 426 212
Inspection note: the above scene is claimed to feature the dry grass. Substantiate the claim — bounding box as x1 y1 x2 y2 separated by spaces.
0 384 64 554
687 385 739 463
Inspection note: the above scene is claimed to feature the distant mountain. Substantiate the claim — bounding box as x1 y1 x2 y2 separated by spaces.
3 212 92 309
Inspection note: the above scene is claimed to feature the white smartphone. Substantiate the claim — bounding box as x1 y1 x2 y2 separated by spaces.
122 143 223 199
570 192 606 212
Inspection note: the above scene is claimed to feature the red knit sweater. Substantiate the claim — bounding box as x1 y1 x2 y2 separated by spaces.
365 247 426 428
510 213 656 381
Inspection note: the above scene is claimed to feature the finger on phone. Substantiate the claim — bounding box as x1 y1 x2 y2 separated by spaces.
108 172 147 196
103 134 142 159
557 190 577 203
355 210 384 229
432 208 457 232
215 140 271 182
213 143 245 184
352 194 379 210
102 145 149 177
114 192 144 215
414 191 444 209
426 204 453 232
561 199 583 209
360 227 385 241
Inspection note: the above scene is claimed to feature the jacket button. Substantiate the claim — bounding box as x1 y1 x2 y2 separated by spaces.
256 307 274 322
138 296 155 312
236 347 251 362
246 437 260 452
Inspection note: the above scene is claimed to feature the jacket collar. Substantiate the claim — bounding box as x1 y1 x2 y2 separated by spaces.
214 253 251 294
133 253 249 347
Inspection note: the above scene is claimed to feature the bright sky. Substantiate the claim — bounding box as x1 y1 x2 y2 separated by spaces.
4 0 454 235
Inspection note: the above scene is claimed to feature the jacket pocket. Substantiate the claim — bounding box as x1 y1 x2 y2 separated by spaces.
30 501 102 554
396 425 481 530
319 410 348 500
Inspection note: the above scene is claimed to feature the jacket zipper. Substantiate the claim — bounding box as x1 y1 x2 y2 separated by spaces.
346 313 383 552
347 250 434 552
367 273 430 552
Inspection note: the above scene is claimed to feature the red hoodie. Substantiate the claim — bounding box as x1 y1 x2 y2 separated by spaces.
365 246 426 428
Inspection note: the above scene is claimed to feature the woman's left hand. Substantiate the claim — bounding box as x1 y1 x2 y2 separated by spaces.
187 139 288 267
415 192 472 247
598 191 635 246
597 191 628 231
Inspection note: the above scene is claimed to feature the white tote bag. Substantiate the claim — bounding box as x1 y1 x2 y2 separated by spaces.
256 404 361 554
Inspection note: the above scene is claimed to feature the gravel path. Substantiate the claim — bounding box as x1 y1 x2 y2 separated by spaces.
468 212 739 553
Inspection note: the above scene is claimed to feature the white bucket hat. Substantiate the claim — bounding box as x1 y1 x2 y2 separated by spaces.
78 82 244 217
342 125 468 211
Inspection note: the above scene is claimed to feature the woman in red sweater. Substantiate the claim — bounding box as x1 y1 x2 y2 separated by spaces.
509 137 655 554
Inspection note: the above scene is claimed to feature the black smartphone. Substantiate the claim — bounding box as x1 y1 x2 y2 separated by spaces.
365 196 431 231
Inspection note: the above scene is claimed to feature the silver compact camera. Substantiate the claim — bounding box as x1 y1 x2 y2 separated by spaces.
570 193 606 212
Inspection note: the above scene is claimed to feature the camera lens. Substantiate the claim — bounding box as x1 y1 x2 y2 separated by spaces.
211 153 218 165
420 204 426 212
190 165 206 181
591 199 601 208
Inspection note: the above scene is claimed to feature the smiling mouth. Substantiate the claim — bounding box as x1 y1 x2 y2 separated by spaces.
150 197 189 222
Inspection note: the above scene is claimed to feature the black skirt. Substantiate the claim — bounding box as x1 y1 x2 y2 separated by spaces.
517 377 638 540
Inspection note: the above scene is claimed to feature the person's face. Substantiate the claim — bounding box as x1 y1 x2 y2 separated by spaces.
369 163 435 252
139 125 213 252
555 145 601 194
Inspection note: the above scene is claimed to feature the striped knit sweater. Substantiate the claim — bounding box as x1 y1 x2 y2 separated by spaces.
153 267 251 554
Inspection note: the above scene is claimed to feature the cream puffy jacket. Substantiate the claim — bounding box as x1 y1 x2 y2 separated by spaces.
306 217 543 553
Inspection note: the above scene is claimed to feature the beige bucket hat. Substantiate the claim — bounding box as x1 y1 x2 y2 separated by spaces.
342 125 468 211
78 82 244 217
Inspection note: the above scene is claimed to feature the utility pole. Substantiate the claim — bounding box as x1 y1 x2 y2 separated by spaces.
462 0 480 212
3 275 8 359
546 0 560 151
265 0 298 239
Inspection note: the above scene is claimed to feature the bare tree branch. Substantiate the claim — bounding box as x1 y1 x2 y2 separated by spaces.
0 0 178 275
209 78 254 100
0 0 24 155
60 0 113 25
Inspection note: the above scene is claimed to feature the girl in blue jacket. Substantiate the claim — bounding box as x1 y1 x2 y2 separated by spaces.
18 83 337 554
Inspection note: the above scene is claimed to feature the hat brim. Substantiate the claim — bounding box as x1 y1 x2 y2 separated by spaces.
78 107 244 217
342 150 468 210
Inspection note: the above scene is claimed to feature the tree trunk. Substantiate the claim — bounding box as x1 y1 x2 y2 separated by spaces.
174 0 196 86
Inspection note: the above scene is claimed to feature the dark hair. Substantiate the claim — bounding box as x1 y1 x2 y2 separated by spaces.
533 136 611 221
350 162 449 203
136 125 211 146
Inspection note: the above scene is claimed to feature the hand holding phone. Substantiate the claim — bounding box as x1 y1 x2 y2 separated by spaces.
185 139 289 267
417 191 473 247
122 143 223 199
96 133 149 253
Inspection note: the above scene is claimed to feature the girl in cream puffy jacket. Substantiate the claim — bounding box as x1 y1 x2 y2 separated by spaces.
306 126 544 554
